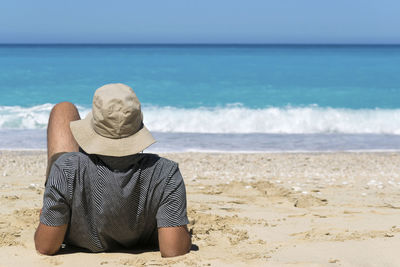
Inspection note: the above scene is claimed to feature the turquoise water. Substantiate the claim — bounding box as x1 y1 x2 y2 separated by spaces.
1 44 400 108
1 45 400 150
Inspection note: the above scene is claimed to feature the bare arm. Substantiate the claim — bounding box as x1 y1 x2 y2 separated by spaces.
158 225 191 257
34 222 68 255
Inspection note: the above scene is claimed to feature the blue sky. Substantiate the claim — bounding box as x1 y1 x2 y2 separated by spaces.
0 0 399 44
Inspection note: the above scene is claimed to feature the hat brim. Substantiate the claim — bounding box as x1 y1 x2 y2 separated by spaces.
70 112 156 157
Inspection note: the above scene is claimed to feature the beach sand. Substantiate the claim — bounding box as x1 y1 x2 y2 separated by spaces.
0 151 400 266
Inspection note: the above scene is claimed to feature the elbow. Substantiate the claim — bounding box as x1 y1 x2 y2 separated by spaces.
34 222 67 256
161 249 189 258
36 248 58 256
160 238 192 258
34 232 59 255
161 252 184 258
35 243 59 255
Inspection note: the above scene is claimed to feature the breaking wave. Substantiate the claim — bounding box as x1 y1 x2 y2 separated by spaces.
1 104 400 134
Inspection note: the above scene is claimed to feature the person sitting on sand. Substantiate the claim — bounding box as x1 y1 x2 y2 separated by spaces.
34 83 191 257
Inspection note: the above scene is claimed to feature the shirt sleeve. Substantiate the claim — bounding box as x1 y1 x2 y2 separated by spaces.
156 165 189 228
40 161 71 226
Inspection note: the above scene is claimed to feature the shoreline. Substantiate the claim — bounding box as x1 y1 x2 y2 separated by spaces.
3 130 400 153
1 150 400 266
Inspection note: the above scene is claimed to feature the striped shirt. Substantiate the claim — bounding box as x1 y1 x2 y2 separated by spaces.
40 152 189 252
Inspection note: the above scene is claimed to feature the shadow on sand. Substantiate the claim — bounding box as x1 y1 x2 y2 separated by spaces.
57 243 199 255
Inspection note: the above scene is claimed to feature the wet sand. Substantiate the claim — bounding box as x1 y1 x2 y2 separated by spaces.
0 151 400 266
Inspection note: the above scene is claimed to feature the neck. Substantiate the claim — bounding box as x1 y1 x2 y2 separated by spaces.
97 153 143 171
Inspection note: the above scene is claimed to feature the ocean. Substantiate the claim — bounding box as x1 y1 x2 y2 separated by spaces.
1 44 400 152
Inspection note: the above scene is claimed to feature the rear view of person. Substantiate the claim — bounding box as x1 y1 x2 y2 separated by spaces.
34 83 191 257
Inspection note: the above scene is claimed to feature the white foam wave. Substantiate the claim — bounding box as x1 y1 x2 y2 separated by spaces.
1 104 400 134
0 104 90 129
144 105 400 134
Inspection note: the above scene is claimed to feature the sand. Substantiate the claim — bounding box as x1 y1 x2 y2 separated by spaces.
0 151 400 266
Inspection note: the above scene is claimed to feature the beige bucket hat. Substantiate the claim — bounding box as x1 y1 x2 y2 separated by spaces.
70 83 156 156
